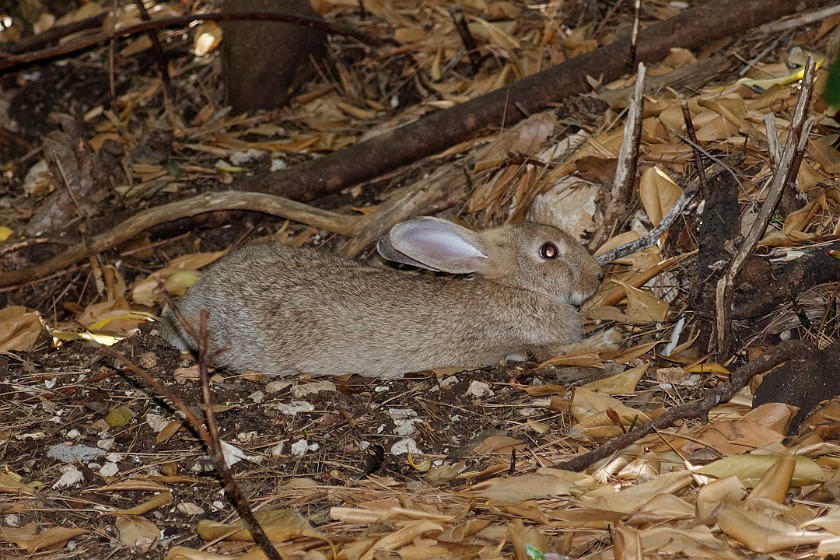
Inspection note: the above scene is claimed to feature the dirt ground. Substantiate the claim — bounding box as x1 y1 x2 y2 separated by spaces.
3 0 840 559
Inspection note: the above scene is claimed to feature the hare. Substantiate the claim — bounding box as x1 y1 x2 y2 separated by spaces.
158 217 611 379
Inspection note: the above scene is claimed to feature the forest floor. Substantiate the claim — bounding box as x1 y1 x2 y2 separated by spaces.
2 1 840 559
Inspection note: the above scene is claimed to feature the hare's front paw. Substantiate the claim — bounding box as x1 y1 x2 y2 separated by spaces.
585 328 621 353
533 329 621 362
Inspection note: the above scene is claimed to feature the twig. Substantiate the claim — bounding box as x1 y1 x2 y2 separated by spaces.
0 191 359 288
759 3 840 33
0 11 384 73
592 103 708 265
595 153 744 265
589 63 646 251
133 0 174 104
713 56 817 355
628 0 641 70
595 187 696 265
681 103 708 191
449 7 482 74
194 311 286 560
106 289 291 560
557 340 804 472
98 345 209 442
0 14 107 55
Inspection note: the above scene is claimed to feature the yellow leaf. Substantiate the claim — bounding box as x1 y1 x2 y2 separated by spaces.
193 21 222 56
131 251 225 307
163 270 201 296
685 362 730 375
51 329 120 346
105 406 136 428
734 56 823 90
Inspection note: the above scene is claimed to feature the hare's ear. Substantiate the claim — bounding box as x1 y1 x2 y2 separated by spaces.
380 217 488 274
376 234 435 271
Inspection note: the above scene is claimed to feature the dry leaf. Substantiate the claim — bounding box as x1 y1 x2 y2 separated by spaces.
696 475 747 520
115 515 160 551
747 454 797 504
639 166 682 227
472 435 526 455
0 306 43 352
697 454 824 488
590 471 694 514
197 509 324 543
616 281 670 323
27 526 90 553
718 506 825 553
466 473 573 502
583 363 650 395
358 520 444 560
571 387 651 438
131 251 225 307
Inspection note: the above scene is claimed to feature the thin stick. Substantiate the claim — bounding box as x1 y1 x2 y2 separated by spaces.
589 63 647 251
681 102 708 191
557 340 804 472
449 6 482 73
133 0 174 103
104 291 291 560
596 187 696 265
194 311 286 560
595 154 744 265
713 56 816 355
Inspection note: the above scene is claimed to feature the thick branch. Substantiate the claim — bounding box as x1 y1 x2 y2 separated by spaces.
0 191 357 288
236 0 835 202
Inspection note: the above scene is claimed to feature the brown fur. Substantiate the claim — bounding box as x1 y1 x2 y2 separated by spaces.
158 218 605 378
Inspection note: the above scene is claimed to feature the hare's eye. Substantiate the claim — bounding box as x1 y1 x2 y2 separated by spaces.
539 242 559 259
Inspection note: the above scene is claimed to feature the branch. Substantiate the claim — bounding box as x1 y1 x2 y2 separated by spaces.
0 191 358 288
589 63 646 251
0 11 383 73
233 0 835 203
557 340 804 472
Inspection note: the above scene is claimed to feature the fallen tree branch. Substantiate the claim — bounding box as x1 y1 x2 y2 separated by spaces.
0 11 383 73
0 191 358 288
233 0 836 203
557 340 805 472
